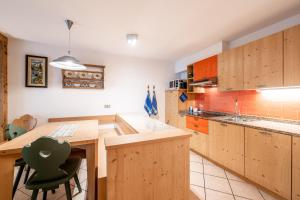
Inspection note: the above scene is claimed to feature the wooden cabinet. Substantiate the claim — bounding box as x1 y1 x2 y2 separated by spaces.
293 136 300 200
208 121 245 175
177 114 186 129
243 32 283 89
245 128 291 199
0 34 7 142
218 46 244 91
165 90 179 127
284 24 300 87
194 55 217 81
165 90 188 128
190 130 208 156
186 116 208 134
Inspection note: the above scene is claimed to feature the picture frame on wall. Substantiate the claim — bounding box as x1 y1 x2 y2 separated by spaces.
25 55 48 88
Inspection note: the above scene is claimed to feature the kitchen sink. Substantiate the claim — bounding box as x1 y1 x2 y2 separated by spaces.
223 116 258 123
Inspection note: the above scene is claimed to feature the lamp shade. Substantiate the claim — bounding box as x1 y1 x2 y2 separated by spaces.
49 55 86 70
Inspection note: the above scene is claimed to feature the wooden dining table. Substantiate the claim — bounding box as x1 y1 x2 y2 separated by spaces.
0 120 99 200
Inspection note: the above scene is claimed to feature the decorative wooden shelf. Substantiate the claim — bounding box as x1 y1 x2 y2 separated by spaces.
62 64 105 89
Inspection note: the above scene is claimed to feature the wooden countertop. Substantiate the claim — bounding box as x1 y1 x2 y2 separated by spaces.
105 113 191 149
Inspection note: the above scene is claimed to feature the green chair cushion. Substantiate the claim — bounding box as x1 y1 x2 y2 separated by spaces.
25 158 81 190
5 124 27 140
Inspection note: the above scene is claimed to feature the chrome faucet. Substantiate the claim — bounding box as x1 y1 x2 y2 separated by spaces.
234 98 240 120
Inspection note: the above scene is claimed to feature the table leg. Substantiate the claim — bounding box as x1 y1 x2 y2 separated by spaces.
86 142 98 200
0 156 16 200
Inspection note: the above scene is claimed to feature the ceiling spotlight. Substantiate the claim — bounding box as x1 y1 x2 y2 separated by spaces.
127 34 138 46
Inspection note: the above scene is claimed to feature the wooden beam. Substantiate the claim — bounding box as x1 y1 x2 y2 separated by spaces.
0 33 7 142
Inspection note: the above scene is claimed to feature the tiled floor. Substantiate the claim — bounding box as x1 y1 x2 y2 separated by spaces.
14 152 280 200
190 151 279 200
14 159 88 200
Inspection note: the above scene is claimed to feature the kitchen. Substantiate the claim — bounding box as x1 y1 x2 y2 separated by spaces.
0 1 300 200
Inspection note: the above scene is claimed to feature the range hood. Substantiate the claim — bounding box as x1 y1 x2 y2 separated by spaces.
189 77 218 87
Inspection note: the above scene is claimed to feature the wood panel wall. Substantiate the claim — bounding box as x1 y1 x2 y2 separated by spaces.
106 137 190 200
0 33 7 142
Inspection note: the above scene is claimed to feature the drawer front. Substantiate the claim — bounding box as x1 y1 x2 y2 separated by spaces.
186 116 208 134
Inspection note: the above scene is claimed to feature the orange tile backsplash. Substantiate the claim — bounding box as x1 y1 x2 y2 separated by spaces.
195 88 300 121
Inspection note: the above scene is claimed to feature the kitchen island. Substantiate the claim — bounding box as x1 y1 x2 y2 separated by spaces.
104 113 192 200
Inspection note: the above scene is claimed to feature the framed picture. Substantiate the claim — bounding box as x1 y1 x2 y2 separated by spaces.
25 55 48 88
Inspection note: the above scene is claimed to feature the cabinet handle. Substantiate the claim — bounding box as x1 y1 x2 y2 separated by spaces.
220 123 227 127
256 84 266 88
226 88 233 91
194 124 199 128
259 131 272 136
193 131 199 135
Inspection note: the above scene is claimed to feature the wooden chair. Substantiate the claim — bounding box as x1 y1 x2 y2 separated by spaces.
22 136 82 200
5 124 28 198
12 114 38 184
12 114 37 132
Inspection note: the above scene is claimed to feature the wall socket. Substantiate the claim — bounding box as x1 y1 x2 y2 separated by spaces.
104 104 111 108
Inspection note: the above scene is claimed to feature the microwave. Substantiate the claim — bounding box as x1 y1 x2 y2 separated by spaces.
169 79 187 89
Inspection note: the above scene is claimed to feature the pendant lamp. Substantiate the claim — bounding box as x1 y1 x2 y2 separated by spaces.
50 19 86 70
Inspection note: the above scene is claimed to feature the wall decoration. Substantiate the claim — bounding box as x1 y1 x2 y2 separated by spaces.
62 64 105 89
25 55 48 88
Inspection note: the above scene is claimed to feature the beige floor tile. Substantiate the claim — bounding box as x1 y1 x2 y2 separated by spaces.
205 188 235 200
235 196 249 200
14 190 30 200
60 192 87 200
190 153 203 163
190 185 205 200
190 171 204 187
203 164 226 178
229 180 264 200
203 158 216 166
225 171 245 182
204 175 232 194
77 169 87 183
190 162 204 173
259 189 280 200
79 159 87 170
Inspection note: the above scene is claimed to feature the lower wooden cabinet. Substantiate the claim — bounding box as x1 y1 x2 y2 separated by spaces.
208 121 245 175
245 128 291 199
293 136 300 200
190 130 208 156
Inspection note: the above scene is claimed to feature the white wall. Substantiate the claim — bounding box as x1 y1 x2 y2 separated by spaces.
8 38 174 124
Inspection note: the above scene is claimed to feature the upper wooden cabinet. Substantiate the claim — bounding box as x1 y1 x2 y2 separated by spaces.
218 46 244 91
284 24 300 87
293 136 300 200
243 32 284 89
208 121 245 175
245 128 291 199
194 55 217 81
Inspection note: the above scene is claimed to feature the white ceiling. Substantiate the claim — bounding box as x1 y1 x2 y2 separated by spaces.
1 0 300 61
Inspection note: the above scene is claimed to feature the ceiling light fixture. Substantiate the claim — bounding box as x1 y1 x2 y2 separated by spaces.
50 19 86 70
127 34 138 46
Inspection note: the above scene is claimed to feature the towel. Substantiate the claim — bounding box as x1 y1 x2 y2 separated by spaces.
144 90 152 116
152 90 158 116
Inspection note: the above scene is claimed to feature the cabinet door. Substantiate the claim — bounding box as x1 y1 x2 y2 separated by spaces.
244 32 283 89
218 46 244 91
284 25 300 86
245 128 291 199
177 115 186 129
193 56 217 82
165 91 178 126
190 130 208 157
208 121 244 174
293 136 300 200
